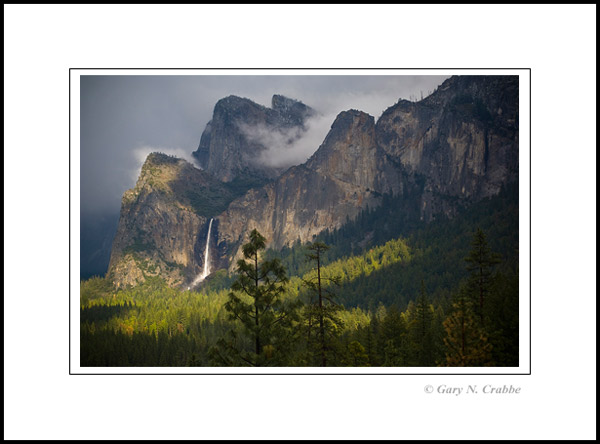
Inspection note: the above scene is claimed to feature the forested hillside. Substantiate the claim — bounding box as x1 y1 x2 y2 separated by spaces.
82 75 520 368
80 184 519 367
272 183 518 310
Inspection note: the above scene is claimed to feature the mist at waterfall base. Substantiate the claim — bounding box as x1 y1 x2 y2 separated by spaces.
188 218 214 290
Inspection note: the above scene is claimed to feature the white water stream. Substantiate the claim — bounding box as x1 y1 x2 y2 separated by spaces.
188 218 213 289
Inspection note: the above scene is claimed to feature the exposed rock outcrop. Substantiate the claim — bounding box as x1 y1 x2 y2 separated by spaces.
108 153 225 288
375 75 519 219
216 110 407 268
214 76 518 268
192 94 315 183
108 76 519 286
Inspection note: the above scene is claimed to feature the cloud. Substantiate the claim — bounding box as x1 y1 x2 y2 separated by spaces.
80 75 452 275
80 75 450 215
237 112 337 169
236 83 442 170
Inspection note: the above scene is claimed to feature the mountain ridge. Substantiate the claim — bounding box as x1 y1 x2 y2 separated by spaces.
107 76 519 288
192 93 315 183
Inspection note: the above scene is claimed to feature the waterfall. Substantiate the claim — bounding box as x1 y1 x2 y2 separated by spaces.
200 218 214 279
188 218 214 289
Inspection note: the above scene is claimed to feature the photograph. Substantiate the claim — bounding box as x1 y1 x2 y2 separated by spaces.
5 4 595 441
76 71 525 371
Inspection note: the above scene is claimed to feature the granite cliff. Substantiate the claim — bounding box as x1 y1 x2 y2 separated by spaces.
214 76 518 269
375 75 519 219
215 110 409 268
192 94 315 183
108 153 225 287
107 76 519 287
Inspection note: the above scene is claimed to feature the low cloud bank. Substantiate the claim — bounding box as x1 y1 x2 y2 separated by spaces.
237 86 442 171
238 112 337 169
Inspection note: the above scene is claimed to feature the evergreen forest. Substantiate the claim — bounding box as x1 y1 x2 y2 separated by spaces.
80 184 519 367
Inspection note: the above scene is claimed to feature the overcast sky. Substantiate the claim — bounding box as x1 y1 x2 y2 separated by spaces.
80 75 449 217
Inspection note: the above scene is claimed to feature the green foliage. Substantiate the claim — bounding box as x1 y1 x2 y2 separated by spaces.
80 192 519 368
122 227 156 255
406 281 437 366
80 276 115 307
214 229 302 366
163 259 185 271
184 189 233 217
379 305 409 366
343 341 370 367
202 269 235 292
80 276 233 366
287 237 412 303
464 227 502 323
146 152 180 165
443 289 493 366
448 94 493 124
299 242 344 367
487 270 519 366
441 229 518 367
184 174 270 218
225 174 270 197
274 184 518 312
123 240 156 255
270 189 423 278
81 302 133 324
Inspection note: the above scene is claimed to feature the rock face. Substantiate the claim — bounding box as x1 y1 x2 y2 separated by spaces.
215 110 407 268
375 75 519 219
108 76 519 286
108 153 228 288
214 76 518 268
192 94 315 183
109 94 316 289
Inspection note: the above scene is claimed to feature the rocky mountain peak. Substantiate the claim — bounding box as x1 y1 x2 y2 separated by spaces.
325 109 375 141
109 153 209 288
214 95 265 116
305 109 377 185
126 152 187 200
271 94 314 126
109 75 519 287
192 94 315 183
271 94 295 107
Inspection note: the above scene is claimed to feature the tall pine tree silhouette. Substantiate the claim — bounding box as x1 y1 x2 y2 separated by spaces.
302 241 342 366
465 228 501 324
215 229 300 366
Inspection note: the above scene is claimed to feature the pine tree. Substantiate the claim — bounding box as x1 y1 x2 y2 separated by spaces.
411 280 434 366
442 289 493 366
302 241 343 366
465 228 501 324
367 308 384 366
187 353 201 366
345 340 370 366
379 305 408 366
364 322 377 366
486 269 520 366
431 304 447 365
217 229 300 367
